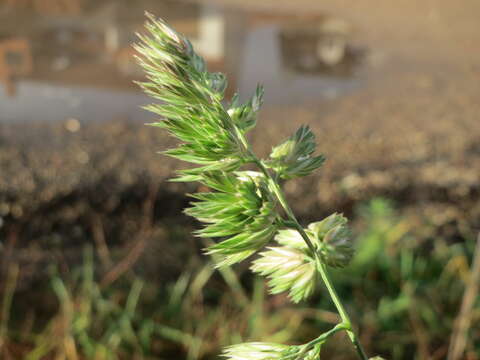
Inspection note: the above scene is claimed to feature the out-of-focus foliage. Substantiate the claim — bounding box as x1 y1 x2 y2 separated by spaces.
1 198 478 360
319 198 479 359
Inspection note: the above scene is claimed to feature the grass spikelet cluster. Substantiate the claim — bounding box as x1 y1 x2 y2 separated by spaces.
136 13 376 360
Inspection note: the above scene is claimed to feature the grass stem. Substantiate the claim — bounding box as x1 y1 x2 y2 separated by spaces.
244 147 369 360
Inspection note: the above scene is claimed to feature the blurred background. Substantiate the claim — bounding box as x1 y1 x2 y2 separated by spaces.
0 0 479 359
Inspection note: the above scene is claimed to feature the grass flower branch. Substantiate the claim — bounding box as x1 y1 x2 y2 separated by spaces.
136 13 376 360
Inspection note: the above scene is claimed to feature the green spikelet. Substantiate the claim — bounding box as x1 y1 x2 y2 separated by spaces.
222 342 300 360
251 246 317 303
252 214 353 302
267 125 325 179
186 171 278 266
135 13 243 174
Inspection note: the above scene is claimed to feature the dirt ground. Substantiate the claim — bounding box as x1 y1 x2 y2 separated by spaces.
1 0 479 283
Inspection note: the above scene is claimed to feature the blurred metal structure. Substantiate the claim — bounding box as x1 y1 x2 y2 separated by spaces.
4 0 82 15
0 0 244 93
0 37 33 96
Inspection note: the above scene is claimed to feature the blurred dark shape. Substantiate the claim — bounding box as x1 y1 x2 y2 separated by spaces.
279 16 362 76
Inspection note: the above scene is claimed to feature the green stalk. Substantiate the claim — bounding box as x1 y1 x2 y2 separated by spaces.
315 260 368 360
245 147 368 360
306 322 349 348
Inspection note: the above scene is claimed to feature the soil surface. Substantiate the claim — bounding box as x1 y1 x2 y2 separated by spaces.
1 0 479 284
